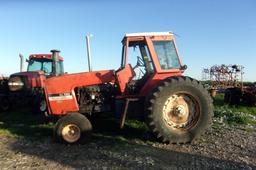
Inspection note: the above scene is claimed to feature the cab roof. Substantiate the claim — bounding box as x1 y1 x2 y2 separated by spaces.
125 32 174 37
29 54 64 61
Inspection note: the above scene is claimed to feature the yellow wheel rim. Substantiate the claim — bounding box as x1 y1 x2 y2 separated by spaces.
163 93 200 130
61 124 81 143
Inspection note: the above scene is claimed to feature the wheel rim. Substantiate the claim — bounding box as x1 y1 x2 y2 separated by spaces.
162 93 200 130
61 124 81 143
39 100 47 112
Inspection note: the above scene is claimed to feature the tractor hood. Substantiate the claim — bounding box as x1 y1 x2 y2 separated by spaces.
8 71 46 91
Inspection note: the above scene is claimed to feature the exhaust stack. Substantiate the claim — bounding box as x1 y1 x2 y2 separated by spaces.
86 34 92 72
51 49 60 76
19 54 25 72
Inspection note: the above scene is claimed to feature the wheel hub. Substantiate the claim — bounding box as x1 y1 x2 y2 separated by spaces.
174 105 186 117
163 93 199 129
61 124 81 143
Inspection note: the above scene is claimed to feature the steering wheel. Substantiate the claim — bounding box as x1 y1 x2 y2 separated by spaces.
132 56 146 80
136 56 144 67
132 56 144 69
42 67 49 74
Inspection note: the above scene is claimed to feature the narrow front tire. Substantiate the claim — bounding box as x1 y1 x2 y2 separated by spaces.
54 112 92 144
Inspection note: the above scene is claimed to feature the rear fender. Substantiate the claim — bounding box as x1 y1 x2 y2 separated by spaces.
139 72 182 96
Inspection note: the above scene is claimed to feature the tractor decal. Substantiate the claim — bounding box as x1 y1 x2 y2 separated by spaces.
48 93 73 101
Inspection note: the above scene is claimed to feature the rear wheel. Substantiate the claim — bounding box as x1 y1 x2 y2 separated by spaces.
145 76 213 144
54 112 92 144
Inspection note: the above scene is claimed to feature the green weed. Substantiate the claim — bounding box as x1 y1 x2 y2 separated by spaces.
213 94 256 125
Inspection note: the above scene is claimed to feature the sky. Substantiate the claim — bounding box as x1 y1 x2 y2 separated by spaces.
0 0 255 81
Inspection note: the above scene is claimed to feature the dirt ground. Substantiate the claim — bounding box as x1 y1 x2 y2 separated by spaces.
0 120 255 170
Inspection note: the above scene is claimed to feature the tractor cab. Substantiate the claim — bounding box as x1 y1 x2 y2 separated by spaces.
27 54 64 77
117 32 185 95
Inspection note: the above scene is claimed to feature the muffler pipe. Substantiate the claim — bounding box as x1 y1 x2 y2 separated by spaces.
86 34 92 72
50 49 60 76
19 54 25 72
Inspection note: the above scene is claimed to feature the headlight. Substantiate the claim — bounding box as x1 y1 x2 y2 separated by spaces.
8 76 24 91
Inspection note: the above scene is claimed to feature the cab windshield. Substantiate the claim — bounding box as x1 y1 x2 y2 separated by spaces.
27 59 64 76
153 41 181 70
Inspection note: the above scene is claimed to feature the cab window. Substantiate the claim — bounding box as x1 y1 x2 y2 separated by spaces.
127 42 154 80
28 59 64 76
153 41 181 70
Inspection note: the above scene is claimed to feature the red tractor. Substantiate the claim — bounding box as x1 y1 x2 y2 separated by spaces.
43 32 213 144
8 53 64 114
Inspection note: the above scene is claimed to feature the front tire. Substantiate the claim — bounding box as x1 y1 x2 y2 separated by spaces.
0 97 10 111
33 95 48 115
54 112 92 144
145 76 213 144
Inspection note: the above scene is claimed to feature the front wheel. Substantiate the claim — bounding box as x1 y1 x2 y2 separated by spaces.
33 95 48 115
0 97 10 111
54 112 92 144
145 76 213 144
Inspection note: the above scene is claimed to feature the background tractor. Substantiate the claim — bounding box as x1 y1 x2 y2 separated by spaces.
43 32 213 144
7 53 64 114
0 76 9 111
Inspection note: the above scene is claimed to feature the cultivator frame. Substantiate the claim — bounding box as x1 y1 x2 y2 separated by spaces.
202 64 244 90
202 64 256 106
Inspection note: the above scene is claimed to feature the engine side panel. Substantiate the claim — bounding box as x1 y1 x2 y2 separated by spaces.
75 84 115 114
44 70 115 115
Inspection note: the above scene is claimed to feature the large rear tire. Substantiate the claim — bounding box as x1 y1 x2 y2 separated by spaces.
54 112 92 144
145 76 213 144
